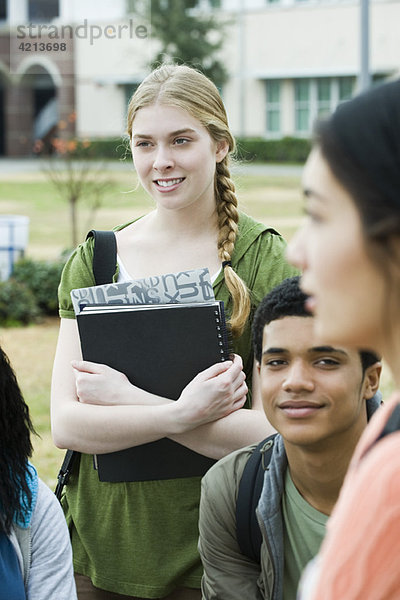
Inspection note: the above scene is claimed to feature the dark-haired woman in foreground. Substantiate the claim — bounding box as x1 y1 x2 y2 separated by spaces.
0 345 76 599
288 79 400 599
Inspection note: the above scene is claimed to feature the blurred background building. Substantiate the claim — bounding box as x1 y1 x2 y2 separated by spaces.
0 0 398 156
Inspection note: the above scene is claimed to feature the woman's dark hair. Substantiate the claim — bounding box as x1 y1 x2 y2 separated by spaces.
0 346 35 534
314 79 400 259
314 79 400 334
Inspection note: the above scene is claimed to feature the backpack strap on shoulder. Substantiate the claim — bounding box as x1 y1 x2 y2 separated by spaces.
86 229 117 285
376 403 400 442
236 433 277 563
55 230 117 502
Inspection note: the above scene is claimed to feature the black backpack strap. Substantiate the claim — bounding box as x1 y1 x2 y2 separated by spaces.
86 229 117 285
54 230 117 502
376 403 400 442
55 449 80 501
236 433 277 563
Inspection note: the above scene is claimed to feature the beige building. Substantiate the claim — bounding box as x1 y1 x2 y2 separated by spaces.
220 0 399 138
0 0 398 155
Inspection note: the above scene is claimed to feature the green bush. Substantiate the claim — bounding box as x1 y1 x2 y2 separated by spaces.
82 138 130 160
47 135 310 164
235 136 311 164
12 258 66 316
0 279 40 326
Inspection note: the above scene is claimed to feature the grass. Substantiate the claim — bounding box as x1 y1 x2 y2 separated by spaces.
0 318 64 487
0 165 303 259
0 164 395 486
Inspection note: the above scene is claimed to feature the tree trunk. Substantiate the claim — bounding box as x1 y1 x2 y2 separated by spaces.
70 196 78 248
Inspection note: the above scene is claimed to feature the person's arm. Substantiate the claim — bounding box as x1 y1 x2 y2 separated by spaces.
66 336 273 458
298 426 400 600
199 450 264 600
169 360 274 458
27 480 77 600
51 318 248 454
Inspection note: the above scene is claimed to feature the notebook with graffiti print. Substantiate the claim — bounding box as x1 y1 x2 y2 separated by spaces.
71 267 214 315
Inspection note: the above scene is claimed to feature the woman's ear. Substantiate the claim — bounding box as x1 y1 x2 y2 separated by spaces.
215 140 229 163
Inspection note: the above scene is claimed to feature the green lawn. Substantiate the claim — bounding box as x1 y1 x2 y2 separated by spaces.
0 166 303 259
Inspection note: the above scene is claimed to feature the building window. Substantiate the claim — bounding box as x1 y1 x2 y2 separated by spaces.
317 78 331 118
294 77 357 135
372 73 389 86
295 79 310 133
0 0 6 20
126 0 136 13
338 77 354 101
124 84 139 114
266 80 281 134
28 0 59 22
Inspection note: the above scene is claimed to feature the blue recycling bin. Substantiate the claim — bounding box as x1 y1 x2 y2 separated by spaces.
0 215 30 281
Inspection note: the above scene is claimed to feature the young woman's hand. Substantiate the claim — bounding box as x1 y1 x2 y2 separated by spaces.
71 360 137 406
174 354 248 431
71 354 247 421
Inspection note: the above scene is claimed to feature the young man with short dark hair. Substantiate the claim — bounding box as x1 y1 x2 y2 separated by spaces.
198 276 381 600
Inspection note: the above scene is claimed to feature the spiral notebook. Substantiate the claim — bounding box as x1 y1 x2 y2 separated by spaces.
76 300 232 482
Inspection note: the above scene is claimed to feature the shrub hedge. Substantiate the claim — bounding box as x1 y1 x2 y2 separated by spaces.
72 136 311 164
235 136 311 164
80 138 130 160
0 279 40 326
0 257 67 326
12 258 66 315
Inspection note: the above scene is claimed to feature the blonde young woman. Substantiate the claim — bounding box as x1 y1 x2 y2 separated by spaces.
51 64 296 600
287 79 400 599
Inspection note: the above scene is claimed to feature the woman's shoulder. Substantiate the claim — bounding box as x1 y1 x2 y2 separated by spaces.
237 211 279 237
15 466 61 530
234 212 298 284
236 211 295 257
113 216 144 233
33 479 66 525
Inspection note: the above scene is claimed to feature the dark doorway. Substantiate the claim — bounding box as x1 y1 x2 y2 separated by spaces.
34 85 56 119
22 69 58 153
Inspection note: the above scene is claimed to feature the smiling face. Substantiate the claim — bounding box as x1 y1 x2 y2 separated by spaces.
130 103 228 214
287 148 387 352
258 316 377 450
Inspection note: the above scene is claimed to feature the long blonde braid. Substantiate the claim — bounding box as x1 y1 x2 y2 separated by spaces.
215 159 251 337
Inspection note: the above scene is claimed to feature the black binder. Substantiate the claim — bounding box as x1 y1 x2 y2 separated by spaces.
76 300 232 482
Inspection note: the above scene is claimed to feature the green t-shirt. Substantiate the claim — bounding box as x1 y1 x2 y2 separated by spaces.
282 470 328 600
58 211 298 597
